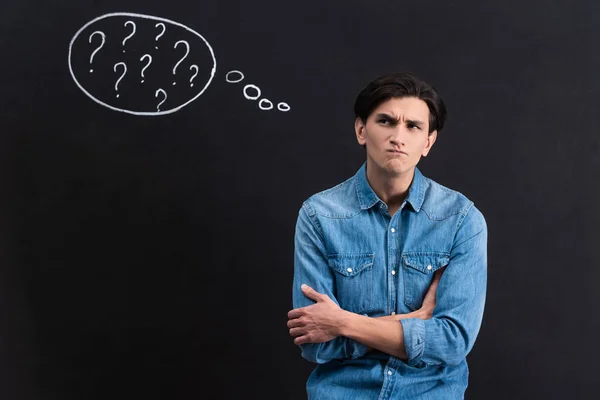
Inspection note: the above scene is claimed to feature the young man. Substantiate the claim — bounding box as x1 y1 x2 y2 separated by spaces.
288 72 487 399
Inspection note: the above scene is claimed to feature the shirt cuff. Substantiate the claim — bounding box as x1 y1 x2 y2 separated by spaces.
400 318 425 366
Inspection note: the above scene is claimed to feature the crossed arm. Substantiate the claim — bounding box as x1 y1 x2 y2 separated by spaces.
287 270 443 360
290 203 487 365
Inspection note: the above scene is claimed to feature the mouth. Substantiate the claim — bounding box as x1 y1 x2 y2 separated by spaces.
387 150 407 156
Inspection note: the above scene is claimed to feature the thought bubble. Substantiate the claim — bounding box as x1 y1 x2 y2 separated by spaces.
68 12 216 116
226 70 291 112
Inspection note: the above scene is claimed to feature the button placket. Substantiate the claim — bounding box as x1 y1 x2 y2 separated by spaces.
387 209 402 320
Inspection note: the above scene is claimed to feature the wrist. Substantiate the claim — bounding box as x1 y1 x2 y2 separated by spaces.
336 309 355 337
415 308 433 320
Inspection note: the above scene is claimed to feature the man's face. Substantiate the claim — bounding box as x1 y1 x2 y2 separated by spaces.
355 96 437 177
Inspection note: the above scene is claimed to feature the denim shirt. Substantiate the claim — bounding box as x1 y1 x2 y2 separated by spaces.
292 163 487 399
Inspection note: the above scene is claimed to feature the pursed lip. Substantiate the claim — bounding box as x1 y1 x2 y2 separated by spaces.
387 149 407 155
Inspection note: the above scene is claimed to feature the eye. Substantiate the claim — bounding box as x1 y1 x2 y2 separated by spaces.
407 123 421 130
378 118 392 126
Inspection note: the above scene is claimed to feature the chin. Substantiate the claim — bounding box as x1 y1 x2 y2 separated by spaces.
380 164 406 176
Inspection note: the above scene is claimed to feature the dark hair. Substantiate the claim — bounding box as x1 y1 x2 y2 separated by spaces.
353 72 447 134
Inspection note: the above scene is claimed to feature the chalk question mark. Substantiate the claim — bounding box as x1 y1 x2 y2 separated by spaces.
155 23 166 49
155 89 167 111
88 31 105 73
114 62 127 98
122 20 136 53
189 65 198 87
172 40 190 85
140 54 152 83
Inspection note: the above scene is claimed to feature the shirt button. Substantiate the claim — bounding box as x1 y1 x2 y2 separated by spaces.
391 228 396 233
427 265 432 271
347 268 353 273
391 270 396 275
387 370 393 376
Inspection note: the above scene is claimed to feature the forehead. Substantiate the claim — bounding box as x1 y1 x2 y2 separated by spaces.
371 96 430 122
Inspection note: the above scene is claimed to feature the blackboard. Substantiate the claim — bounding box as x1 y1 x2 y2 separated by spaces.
1 0 599 399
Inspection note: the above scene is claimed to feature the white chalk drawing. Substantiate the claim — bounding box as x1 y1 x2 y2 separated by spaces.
113 62 127 98
68 12 217 116
258 98 273 111
88 31 105 73
172 40 190 85
140 54 152 83
243 84 261 100
155 89 167 111
155 22 166 49
225 70 244 83
71 13 290 116
122 20 136 53
227 70 290 112
189 65 199 87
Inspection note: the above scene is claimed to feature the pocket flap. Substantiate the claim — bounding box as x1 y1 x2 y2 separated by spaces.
327 253 375 277
402 252 449 274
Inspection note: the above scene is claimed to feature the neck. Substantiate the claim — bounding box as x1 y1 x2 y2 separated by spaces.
365 162 415 209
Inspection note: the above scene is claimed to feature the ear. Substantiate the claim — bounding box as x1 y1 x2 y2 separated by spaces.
355 117 367 146
421 130 437 157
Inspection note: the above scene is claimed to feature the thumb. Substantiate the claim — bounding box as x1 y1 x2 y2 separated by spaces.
301 284 322 302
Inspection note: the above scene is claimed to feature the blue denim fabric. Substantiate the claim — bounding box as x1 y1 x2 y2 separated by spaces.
292 163 487 399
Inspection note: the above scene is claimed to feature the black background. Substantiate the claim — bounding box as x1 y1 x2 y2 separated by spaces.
1 0 599 399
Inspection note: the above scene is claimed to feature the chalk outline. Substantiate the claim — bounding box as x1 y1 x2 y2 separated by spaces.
225 70 244 83
155 88 167 111
122 20 136 50
113 62 127 97
140 54 152 82
172 40 190 85
88 31 106 72
258 98 273 110
68 12 217 116
277 102 290 112
243 84 261 100
189 65 199 86
155 22 166 49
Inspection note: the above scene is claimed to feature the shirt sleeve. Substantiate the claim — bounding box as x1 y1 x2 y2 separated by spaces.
292 202 371 364
400 203 488 367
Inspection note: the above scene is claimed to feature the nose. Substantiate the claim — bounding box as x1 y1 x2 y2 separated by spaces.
389 126 406 147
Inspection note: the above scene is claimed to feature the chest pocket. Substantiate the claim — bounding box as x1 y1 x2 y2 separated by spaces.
327 253 374 314
401 252 450 310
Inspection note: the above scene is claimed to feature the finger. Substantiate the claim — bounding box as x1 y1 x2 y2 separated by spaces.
301 284 322 302
287 308 304 319
294 334 312 345
287 318 303 329
289 327 306 337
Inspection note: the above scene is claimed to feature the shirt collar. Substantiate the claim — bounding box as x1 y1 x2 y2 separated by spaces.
354 162 425 212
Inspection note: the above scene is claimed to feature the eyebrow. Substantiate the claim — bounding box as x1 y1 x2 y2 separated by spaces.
376 113 425 128
405 119 425 128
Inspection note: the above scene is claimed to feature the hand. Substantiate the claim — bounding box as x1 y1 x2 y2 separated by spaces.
287 284 345 345
418 267 445 319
